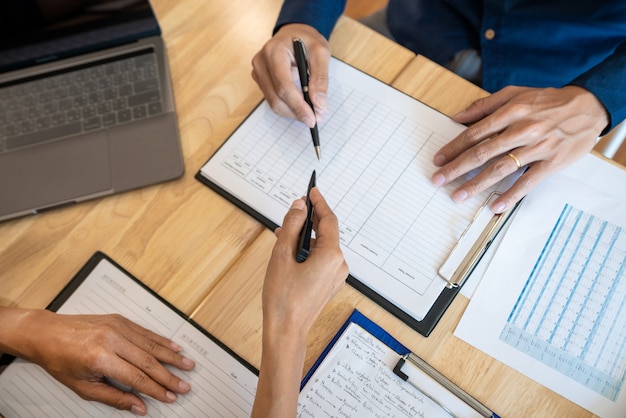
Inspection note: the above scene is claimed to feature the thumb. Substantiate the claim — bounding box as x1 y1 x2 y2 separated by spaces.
307 46 329 116
277 198 307 249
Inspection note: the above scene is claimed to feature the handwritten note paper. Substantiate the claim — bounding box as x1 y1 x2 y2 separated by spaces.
297 323 452 418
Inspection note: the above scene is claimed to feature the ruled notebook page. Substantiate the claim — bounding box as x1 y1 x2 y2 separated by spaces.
0 258 258 418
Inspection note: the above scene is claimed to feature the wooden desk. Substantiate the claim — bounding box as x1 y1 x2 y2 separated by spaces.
1 0 613 416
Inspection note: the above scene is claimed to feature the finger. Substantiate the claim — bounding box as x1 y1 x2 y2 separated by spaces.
489 163 550 213
102 356 183 405
449 151 526 204
277 198 307 251
119 320 195 372
251 51 299 121
306 42 330 116
107 340 191 402
435 88 524 166
452 86 521 124
269 49 317 127
76 381 148 416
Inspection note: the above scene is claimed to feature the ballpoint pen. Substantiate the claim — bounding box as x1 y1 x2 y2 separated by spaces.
293 38 321 160
296 170 316 262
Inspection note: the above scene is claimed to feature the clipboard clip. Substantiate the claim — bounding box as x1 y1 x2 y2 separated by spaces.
393 353 499 418
438 192 521 289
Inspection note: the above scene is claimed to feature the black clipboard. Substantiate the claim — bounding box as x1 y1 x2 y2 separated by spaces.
194 57 520 337
195 157 518 338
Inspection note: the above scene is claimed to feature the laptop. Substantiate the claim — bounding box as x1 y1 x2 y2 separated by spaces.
0 0 184 222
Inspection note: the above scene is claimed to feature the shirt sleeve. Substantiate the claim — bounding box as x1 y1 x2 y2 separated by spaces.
569 42 626 134
274 0 347 39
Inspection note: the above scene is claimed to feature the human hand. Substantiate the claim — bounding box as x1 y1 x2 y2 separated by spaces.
251 188 347 418
431 85 610 213
262 187 348 341
13 310 195 416
251 23 330 128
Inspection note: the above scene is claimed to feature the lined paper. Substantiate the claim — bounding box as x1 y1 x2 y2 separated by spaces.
297 322 484 418
200 57 503 321
0 258 257 418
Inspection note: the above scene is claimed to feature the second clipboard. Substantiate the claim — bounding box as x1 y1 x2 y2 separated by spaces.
300 309 500 418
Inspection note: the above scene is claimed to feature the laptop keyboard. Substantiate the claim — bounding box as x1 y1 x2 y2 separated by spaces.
0 52 164 153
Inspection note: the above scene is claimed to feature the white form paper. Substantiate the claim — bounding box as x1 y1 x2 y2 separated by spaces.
455 154 626 417
200 57 504 321
0 257 258 418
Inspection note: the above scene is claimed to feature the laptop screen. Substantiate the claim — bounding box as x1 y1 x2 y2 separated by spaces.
0 0 160 73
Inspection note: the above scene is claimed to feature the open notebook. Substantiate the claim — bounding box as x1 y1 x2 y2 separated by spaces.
0 252 258 417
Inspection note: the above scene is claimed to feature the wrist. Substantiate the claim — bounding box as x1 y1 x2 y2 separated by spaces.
0 307 41 360
564 85 610 135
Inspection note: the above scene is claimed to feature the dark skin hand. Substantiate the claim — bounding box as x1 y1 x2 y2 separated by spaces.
0 308 195 415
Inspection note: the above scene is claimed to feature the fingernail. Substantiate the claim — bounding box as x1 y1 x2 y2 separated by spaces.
182 357 195 368
166 391 177 402
290 199 306 210
452 189 469 202
303 115 315 128
452 109 467 119
131 404 146 415
492 201 507 213
169 341 181 351
314 93 327 113
179 380 191 392
432 173 446 186
433 154 446 166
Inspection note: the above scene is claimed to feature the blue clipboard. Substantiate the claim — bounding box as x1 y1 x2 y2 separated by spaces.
301 309 500 418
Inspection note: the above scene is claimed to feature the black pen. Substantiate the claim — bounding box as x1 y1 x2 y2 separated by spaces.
293 38 321 160
296 170 316 262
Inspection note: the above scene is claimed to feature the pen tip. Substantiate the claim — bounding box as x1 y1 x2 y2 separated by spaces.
315 146 321 160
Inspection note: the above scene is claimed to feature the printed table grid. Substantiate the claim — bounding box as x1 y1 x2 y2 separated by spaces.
501 204 626 400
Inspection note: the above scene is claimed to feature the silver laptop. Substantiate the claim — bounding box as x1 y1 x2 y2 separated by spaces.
0 0 184 222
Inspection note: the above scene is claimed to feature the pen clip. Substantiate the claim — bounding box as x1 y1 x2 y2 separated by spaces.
438 192 519 289
293 38 310 91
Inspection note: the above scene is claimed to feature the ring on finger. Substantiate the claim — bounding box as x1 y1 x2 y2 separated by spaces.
507 152 522 169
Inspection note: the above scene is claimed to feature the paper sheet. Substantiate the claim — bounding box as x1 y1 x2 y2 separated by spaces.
297 322 483 418
0 258 258 418
200 57 504 321
455 154 626 417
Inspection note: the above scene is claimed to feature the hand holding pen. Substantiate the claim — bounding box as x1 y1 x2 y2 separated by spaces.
296 170 316 262
251 24 330 149
293 38 321 159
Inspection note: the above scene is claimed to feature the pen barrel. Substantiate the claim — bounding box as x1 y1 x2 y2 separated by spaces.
293 39 309 89
309 116 320 146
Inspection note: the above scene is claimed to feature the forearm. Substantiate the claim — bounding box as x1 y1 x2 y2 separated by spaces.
251 323 308 418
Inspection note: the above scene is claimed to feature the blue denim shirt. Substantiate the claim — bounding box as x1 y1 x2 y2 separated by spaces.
276 0 626 131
